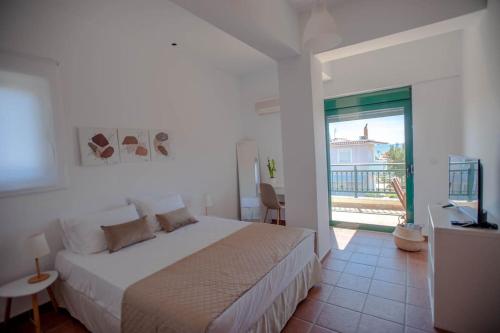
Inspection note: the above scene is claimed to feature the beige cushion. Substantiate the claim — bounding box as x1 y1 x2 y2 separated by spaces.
156 207 198 232
101 216 155 253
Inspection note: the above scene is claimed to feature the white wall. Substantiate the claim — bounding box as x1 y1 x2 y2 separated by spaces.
0 0 243 317
462 0 500 221
277 53 331 259
240 31 464 228
239 68 284 186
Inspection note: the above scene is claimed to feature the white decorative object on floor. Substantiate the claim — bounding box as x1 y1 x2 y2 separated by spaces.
393 223 424 252
0 271 59 333
428 204 500 332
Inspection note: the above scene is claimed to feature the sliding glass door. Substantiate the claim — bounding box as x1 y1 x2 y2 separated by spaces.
324 87 414 231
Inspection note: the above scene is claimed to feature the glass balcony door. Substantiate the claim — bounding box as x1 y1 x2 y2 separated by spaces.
324 87 414 232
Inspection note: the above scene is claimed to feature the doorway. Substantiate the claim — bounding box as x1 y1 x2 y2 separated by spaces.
325 87 414 231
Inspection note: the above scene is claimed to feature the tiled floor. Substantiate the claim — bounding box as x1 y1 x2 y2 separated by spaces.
282 227 437 333
5 227 434 333
1 307 88 333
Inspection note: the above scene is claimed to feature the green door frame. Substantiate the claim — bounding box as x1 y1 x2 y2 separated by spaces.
324 87 414 232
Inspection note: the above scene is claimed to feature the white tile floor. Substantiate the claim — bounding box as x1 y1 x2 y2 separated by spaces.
331 210 402 227
283 227 440 333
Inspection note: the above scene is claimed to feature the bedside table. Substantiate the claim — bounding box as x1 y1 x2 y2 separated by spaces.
0 270 59 333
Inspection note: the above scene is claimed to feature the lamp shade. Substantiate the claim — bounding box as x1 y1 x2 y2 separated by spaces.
204 194 214 208
303 0 342 53
27 232 50 259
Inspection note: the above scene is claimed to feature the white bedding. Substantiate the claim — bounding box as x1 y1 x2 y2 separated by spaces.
55 216 316 332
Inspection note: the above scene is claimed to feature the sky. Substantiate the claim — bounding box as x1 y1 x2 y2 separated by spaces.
329 115 405 144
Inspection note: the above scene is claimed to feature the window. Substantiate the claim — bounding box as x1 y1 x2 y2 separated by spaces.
0 52 65 195
337 148 352 163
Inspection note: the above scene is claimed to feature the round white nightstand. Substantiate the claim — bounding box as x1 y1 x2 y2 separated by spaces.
0 270 59 333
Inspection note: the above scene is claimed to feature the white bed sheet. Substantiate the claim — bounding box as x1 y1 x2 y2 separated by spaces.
55 216 316 332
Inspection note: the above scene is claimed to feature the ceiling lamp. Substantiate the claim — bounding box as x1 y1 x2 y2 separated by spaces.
302 0 342 53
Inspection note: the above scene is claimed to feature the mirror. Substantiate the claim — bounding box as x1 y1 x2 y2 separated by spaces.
236 140 261 221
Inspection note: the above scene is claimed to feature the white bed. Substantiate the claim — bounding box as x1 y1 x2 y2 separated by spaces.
55 216 320 333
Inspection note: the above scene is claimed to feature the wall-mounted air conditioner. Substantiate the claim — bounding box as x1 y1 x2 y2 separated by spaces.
255 97 280 115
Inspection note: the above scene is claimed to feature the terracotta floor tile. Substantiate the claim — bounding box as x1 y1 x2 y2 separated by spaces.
404 327 429 333
407 262 428 276
363 295 406 324
369 279 406 302
380 248 408 260
281 317 313 333
406 272 428 289
406 304 434 332
343 243 361 253
329 248 353 261
406 286 430 308
344 262 375 278
382 239 398 249
353 245 382 256
309 283 334 302
336 273 371 293
373 267 407 285
316 304 361 333
322 268 341 286
358 314 404 333
294 298 325 323
350 253 379 266
47 320 89 333
309 325 338 333
351 237 384 248
322 258 347 272
6 308 88 333
326 286 367 312
408 252 427 261
377 256 407 271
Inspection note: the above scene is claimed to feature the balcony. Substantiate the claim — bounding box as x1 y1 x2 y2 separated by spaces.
330 163 406 227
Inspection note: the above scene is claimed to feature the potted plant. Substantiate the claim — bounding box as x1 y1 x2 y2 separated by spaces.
267 158 277 185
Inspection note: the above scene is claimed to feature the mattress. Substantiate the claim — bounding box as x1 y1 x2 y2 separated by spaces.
55 216 316 332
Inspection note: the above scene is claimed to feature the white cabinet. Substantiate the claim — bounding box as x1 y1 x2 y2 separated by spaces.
427 205 500 333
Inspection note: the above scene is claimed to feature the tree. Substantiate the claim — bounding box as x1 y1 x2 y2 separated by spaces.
386 145 405 163
385 145 406 184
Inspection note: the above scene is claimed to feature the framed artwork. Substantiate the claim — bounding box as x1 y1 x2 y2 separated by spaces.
118 128 150 162
149 129 170 161
78 127 119 166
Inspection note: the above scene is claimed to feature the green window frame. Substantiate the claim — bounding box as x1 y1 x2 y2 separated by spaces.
324 87 414 232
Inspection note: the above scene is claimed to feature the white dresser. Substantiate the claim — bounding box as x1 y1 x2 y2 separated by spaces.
427 204 500 333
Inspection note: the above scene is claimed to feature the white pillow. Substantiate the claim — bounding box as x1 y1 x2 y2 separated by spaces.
128 194 185 232
60 204 140 254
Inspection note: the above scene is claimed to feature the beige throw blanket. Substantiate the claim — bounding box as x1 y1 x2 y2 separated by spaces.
122 223 314 333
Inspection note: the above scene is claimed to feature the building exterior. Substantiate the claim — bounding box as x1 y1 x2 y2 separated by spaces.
330 124 386 164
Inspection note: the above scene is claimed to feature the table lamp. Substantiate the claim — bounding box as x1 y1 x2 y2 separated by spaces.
204 194 214 216
27 232 50 284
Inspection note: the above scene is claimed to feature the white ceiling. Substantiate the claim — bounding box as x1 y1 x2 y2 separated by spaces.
288 0 349 12
50 0 276 77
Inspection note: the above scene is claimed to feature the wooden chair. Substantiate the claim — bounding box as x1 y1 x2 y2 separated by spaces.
391 177 406 222
259 183 285 225
391 177 406 209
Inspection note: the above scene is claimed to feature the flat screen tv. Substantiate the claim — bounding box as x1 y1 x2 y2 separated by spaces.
448 155 482 222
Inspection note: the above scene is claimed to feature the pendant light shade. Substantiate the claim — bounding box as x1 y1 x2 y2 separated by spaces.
302 0 342 53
